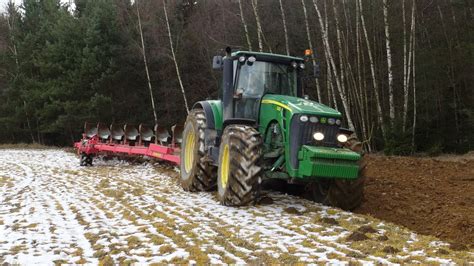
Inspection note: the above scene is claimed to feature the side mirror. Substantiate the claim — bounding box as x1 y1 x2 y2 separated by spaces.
212 55 223 70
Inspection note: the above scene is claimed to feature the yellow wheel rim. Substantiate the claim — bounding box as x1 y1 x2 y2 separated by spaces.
220 144 230 188
184 128 195 173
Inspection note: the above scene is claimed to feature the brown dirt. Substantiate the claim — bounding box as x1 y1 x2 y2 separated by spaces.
355 153 474 249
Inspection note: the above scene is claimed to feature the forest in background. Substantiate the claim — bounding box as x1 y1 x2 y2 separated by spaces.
0 0 472 154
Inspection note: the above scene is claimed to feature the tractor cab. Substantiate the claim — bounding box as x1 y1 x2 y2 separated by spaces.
230 51 303 121
213 49 306 123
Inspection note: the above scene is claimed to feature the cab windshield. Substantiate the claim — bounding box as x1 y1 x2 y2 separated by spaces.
235 61 297 97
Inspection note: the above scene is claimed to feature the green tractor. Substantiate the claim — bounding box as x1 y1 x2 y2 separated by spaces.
180 48 365 210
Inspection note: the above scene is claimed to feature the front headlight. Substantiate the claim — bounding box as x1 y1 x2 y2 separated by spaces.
309 116 318 123
337 134 348 143
328 118 336 125
300 115 309 122
313 132 324 141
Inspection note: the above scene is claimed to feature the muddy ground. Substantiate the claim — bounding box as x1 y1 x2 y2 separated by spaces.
356 153 474 250
0 149 473 264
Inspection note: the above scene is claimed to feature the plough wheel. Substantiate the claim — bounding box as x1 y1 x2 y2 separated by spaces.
217 125 263 206
80 153 93 166
310 134 366 211
180 109 217 191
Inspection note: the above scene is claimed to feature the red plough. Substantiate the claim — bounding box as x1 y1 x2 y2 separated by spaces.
74 122 182 166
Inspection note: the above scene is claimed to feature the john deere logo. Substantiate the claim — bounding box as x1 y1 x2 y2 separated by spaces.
320 117 327 124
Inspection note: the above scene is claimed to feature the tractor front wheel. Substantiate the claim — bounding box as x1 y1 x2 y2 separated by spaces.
180 109 216 191
310 134 367 211
217 125 263 206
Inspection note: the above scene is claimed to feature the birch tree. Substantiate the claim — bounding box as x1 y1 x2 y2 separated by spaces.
402 0 408 132
313 0 354 131
238 0 252 51
250 0 264 52
163 0 189 113
359 0 386 139
278 0 289 55
136 0 158 125
383 0 395 126
403 2 416 132
331 0 347 103
411 4 417 151
300 0 322 103
6 1 19 74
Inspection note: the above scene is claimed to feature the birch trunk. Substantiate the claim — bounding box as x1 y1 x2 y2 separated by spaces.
313 0 354 131
6 2 19 74
411 7 416 151
136 0 159 125
402 0 408 132
331 0 346 99
301 0 322 103
163 0 190 114
238 0 252 51
359 0 386 139
383 0 395 126
404 2 416 132
251 0 264 52
278 0 290 55
324 0 338 110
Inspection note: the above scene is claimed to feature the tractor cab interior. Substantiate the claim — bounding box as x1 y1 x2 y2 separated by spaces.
234 59 299 121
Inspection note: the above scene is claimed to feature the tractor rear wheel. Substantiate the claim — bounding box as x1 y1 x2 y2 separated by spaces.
217 125 263 206
180 109 216 191
311 134 366 211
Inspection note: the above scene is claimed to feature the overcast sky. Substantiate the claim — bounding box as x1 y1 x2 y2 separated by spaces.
0 0 71 13
0 0 18 13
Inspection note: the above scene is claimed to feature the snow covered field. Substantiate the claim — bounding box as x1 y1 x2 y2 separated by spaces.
0 149 472 264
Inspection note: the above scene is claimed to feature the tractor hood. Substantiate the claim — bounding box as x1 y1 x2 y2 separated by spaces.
262 94 342 117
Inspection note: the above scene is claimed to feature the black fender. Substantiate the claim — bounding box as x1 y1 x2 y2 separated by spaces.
192 101 215 130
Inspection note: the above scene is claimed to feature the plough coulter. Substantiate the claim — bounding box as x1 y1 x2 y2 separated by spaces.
74 122 183 166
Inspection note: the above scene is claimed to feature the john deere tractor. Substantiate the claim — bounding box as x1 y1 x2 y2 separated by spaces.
180 48 365 210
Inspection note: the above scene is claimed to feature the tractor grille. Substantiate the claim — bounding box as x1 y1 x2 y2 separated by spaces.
289 114 340 169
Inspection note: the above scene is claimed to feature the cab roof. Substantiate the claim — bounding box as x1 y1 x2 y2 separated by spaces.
231 51 304 64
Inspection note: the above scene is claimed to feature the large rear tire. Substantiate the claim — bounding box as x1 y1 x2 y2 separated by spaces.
217 125 263 206
180 109 216 191
311 134 367 211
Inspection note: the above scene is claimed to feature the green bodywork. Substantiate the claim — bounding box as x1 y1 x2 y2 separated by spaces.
200 95 360 180
197 52 361 181
258 95 360 179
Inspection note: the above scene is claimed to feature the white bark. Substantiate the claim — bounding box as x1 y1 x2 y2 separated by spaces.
331 0 346 99
402 0 408 132
251 0 264 52
238 0 252 51
136 0 159 124
404 2 416 132
359 0 386 138
278 0 290 56
411 7 416 151
163 0 190 114
383 0 395 126
6 2 19 73
300 0 322 103
313 0 354 131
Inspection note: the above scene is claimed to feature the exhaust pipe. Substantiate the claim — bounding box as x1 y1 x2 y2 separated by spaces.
222 47 234 121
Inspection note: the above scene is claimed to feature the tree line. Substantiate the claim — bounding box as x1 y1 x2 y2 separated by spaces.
0 0 472 154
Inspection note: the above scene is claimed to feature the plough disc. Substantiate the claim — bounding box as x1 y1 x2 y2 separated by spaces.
74 122 183 165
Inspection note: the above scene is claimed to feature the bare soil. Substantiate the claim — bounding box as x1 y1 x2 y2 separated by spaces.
356 153 474 249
